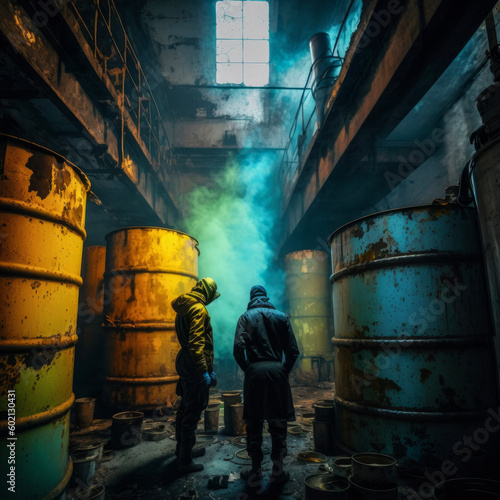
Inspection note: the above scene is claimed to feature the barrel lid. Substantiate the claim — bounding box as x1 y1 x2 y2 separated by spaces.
326 203 475 247
105 226 200 252
0 133 91 192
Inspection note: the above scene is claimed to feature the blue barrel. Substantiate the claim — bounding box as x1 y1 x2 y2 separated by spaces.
328 205 499 463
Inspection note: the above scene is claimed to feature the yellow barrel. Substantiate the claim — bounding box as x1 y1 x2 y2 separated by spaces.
75 246 106 398
103 227 199 410
284 250 333 377
0 134 89 499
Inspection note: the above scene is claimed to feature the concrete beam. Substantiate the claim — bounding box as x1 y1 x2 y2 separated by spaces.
280 0 497 252
0 1 178 226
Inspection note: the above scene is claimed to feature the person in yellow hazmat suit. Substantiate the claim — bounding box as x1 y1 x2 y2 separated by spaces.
171 277 220 474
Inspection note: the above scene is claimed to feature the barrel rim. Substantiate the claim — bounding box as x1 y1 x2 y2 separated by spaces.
284 249 329 261
112 410 145 420
105 226 199 246
326 204 475 247
304 473 349 491
0 133 91 192
351 452 397 467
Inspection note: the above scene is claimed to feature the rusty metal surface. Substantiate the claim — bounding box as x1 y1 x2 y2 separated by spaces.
75 246 106 398
472 141 500 380
279 0 498 254
284 250 333 363
0 135 89 499
0 1 178 227
329 205 499 463
103 227 199 410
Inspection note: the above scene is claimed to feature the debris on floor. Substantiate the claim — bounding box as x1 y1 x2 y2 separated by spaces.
207 474 229 489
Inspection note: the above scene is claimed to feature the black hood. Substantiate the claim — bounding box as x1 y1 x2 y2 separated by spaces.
247 285 275 310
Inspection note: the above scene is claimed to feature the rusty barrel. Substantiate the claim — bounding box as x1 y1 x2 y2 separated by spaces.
284 250 333 377
470 138 500 382
0 135 89 499
75 246 106 398
103 227 199 410
328 205 499 463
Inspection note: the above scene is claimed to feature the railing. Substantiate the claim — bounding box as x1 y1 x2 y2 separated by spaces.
278 55 342 194
278 0 356 199
277 65 317 192
70 0 177 177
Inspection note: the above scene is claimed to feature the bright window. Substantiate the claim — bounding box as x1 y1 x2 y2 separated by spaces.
216 1 269 86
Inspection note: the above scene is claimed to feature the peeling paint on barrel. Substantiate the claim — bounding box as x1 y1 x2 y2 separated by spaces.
103 227 199 410
0 134 89 499
329 205 499 463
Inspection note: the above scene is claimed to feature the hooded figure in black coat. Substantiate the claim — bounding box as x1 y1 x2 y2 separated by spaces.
234 285 299 487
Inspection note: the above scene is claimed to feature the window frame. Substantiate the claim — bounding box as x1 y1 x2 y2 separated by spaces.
215 0 270 87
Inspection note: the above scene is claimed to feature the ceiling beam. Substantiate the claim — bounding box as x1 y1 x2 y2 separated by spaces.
279 0 498 254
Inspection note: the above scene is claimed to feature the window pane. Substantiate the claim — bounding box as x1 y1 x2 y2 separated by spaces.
216 1 243 39
243 1 269 39
243 40 268 63
217 40 243 63
217 63 243 84
244 63 269 86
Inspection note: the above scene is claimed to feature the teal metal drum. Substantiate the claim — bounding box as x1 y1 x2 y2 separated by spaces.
328 205 499 463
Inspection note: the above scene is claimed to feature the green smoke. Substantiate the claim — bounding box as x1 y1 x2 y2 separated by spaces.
184 151 284 359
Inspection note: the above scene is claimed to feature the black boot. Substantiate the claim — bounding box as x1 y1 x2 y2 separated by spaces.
178 461 204 474
241 459 262 489
172 446 205 467
270 460 289 484
177 441 204 474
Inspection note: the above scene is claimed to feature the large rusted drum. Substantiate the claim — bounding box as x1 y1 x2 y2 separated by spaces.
0 135 89 499
284 250 333 378
75 245 106 398
103 227 199 410
470 138 500 382
328 205 499 464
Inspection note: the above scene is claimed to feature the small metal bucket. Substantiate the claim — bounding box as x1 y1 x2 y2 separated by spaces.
304 474 350 499
204 402 220 434
111 411 144 448
74 398 96 428
230 403 246 435
70 451 99 487
70 440 104 464
221 391 241 434
313 420 334 454
313 400 334 423
351 452 397 488
433 478 500 499
332 456 352 478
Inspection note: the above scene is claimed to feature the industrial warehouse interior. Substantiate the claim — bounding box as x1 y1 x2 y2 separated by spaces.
2 0 500 499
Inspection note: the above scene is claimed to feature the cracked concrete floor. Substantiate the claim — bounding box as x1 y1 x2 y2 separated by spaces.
67 383 335 500
66 382 500 499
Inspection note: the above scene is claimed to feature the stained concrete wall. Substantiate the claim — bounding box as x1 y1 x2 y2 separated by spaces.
118 0 355 151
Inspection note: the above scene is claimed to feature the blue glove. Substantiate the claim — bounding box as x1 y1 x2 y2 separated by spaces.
201 371 211 387
210 371 217 387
